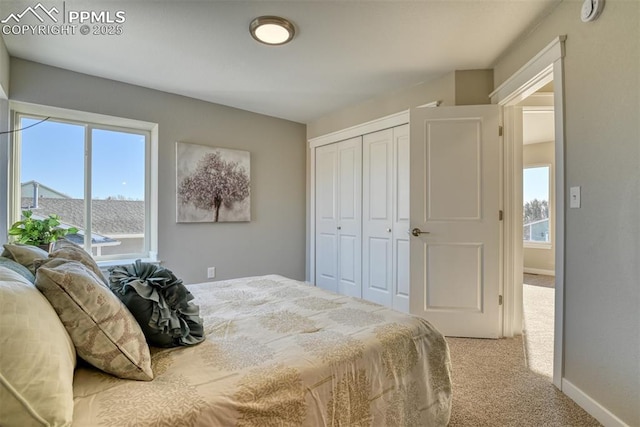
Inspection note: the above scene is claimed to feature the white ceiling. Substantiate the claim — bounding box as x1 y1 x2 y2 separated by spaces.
523 109 555 145
0 0 561 123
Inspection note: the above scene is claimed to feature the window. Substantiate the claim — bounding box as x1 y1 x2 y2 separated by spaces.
10 106 157 263
523 165 550 245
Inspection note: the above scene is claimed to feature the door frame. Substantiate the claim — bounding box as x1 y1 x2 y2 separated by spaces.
490 35 566 389
307 111 409 283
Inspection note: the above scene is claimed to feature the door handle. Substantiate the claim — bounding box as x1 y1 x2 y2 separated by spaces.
411 228 430 237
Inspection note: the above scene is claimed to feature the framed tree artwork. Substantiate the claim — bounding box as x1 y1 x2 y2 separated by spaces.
176 142 250 223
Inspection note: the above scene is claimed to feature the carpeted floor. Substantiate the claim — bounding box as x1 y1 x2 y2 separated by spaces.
522 274 555 378
445 274 601 426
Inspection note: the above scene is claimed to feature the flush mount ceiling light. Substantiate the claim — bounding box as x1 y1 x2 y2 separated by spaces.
250 16 295 46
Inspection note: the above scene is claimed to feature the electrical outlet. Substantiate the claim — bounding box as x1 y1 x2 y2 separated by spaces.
207 267 216 279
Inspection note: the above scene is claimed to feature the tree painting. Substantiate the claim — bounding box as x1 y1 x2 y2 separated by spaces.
176 143 250 223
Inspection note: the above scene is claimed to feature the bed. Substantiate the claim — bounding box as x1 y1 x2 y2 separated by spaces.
71 275 452 426
1 250 451 426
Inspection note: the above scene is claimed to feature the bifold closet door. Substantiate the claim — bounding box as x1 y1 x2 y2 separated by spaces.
314 137 362 297
392 125 410 312
362 125 410 311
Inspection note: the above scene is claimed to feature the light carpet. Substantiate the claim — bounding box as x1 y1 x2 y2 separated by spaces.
446 274 601 426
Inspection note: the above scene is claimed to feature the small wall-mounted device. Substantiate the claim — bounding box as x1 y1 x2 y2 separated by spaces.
569 186 581 208
581 0 604 22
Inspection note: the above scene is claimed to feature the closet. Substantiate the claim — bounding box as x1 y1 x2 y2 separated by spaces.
314 124 409 312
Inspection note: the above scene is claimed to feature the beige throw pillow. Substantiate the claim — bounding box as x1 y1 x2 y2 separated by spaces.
48 239 107 285
1 244 48 274
0 266 76 427
36 259 153 381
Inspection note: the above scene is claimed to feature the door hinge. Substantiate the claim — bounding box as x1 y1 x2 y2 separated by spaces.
499 210 503 221
499 126 503 137
499 295 503 305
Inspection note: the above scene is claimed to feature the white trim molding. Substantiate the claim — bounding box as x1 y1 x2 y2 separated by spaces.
562 379 631 427
491 36 566 106
308 110 409 148
523 242 553 250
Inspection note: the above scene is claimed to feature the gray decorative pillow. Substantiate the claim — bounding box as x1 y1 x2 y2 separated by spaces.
1 244 48 274
109 260 204 348
36 258 153 381
0 256 35 283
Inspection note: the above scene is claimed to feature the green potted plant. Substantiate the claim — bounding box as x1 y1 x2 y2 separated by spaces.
8 210 79 252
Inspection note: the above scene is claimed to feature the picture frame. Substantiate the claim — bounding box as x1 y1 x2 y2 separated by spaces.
176 142 250 223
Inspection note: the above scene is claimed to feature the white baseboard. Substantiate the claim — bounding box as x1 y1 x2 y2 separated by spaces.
562 378 630 427
523 267 555 276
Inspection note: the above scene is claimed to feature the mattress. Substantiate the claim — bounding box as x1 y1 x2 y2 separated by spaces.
72 274 452 426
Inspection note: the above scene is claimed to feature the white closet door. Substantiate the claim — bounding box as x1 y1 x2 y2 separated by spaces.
392 124 410 312
314 137 362 297
336 138 362 298
315 143 339 293
362 129 394 306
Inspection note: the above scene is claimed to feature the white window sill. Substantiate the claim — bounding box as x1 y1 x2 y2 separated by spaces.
523 242 552 250
97 257 161 276
98 258 161 267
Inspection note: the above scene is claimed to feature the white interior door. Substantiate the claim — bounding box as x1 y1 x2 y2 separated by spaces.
409 105 502 338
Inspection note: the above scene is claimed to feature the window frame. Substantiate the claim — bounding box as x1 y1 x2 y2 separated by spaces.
522 163 553 250
8 102 159 265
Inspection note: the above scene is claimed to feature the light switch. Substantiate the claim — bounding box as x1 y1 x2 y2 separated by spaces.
570 186 581 208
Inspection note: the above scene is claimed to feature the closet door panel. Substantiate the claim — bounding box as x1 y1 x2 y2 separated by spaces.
316 234 337 287
367 237 391 290
362 129 393 306
339 234 357 284
368 142 390 219
395 239 410 297
337 138 362 298
393 124 410 312
314 144 338 293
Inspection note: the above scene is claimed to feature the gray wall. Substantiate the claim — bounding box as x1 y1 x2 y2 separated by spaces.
0 37 8 240
0 36 8 98
494 1 639 424
306 69 494 139
454 69 494 106
9 59 307 284
306 71 456 139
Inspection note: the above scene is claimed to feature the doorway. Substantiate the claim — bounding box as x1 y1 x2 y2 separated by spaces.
490 35 566 389
520 88 556 380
